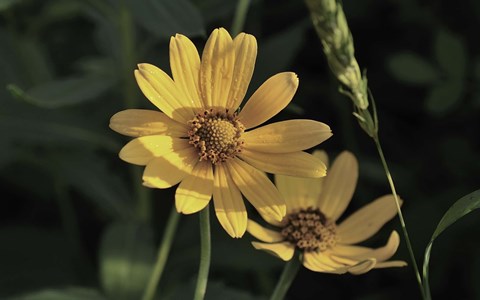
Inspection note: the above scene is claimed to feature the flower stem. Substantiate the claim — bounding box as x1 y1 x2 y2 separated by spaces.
117 0 152 223
194 206 211 300
269 253 301 300
142 205 181 300
373 135 425 298
231 0 251 36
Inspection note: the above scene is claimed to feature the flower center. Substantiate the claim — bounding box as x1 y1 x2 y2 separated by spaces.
188 108 244 164
281 207 337 252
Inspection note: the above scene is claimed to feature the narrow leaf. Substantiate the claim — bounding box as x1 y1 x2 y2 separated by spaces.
127 0 205 39
57 154 135 220
7 75 114 109
9 288 106 300
423 189 480 299
100 222 156 300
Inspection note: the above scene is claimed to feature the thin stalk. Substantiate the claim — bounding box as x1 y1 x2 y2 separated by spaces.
269 253 301 300
117 1 152 222
373 136 425 298
142 206 181 300
231 0 251 36
54 180 94 281
193 207 211 300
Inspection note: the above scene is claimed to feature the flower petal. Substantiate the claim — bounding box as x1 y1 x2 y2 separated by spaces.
251 241 295 261
374 261 408 268
274 150 329 213
303 251 349 273
110 109 188 138
239 72 299 129
317 151 358 221
334 231 401 262
329 255 377 274
346 259 377 275
226 158 286 222
243 120 332 153
176 160 213 214
212 163 247 238
337 195 401 244
247 219 283 243
142 146 198 189
274 175 320 214
200 28 235 108
135 63 194 123
119 136 190 165
169 34 203 110
226 33 257 110
239 149 326 178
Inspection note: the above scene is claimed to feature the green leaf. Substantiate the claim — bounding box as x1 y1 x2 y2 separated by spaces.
127 0 205 39
424 80 463 115
192 0 236 22
7 75 114 109
100 222 156 300
434 29 467 79
387 52 439 85
57 154 135 220
252 20 309 89
0 30 53 85
9 288 106 300
0 0 21 11
0 110 120 152
422 189 480 299
166 280 264 300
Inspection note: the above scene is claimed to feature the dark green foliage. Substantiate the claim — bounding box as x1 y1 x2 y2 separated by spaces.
1 0 479 299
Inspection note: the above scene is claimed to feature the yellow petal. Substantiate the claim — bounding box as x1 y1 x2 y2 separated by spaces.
135 64 194 123
239 149 326 178
142 147 198 189
175 161 213 214
274 150 329 213
251 241 295 261
169 34 203 110
247 219 283 243
226 33 257 110
346 258 377 275
110 109 187 137
119 136 190 166
239 72 299 129
312 149 329 169
337 195 402 244
302 251 348 273
274 175 320 214
374 261 408 268
226 158 286 221
334 231 401 262
317 151 358 221
200 28 235 108
212 163 247 238
243 120 332 153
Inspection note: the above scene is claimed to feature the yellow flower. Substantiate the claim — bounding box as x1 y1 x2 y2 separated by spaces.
109 28 332 238
247 150 407 274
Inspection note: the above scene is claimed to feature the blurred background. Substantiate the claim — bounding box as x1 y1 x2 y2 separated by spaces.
1 0 479 299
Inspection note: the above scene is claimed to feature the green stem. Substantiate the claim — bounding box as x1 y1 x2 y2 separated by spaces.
54 180 94 282
231 0 251 36
269 253 301 300
142 206 181 300
373 136 425 299
422 242 433 300
117 1 152 222
193 206 211 300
